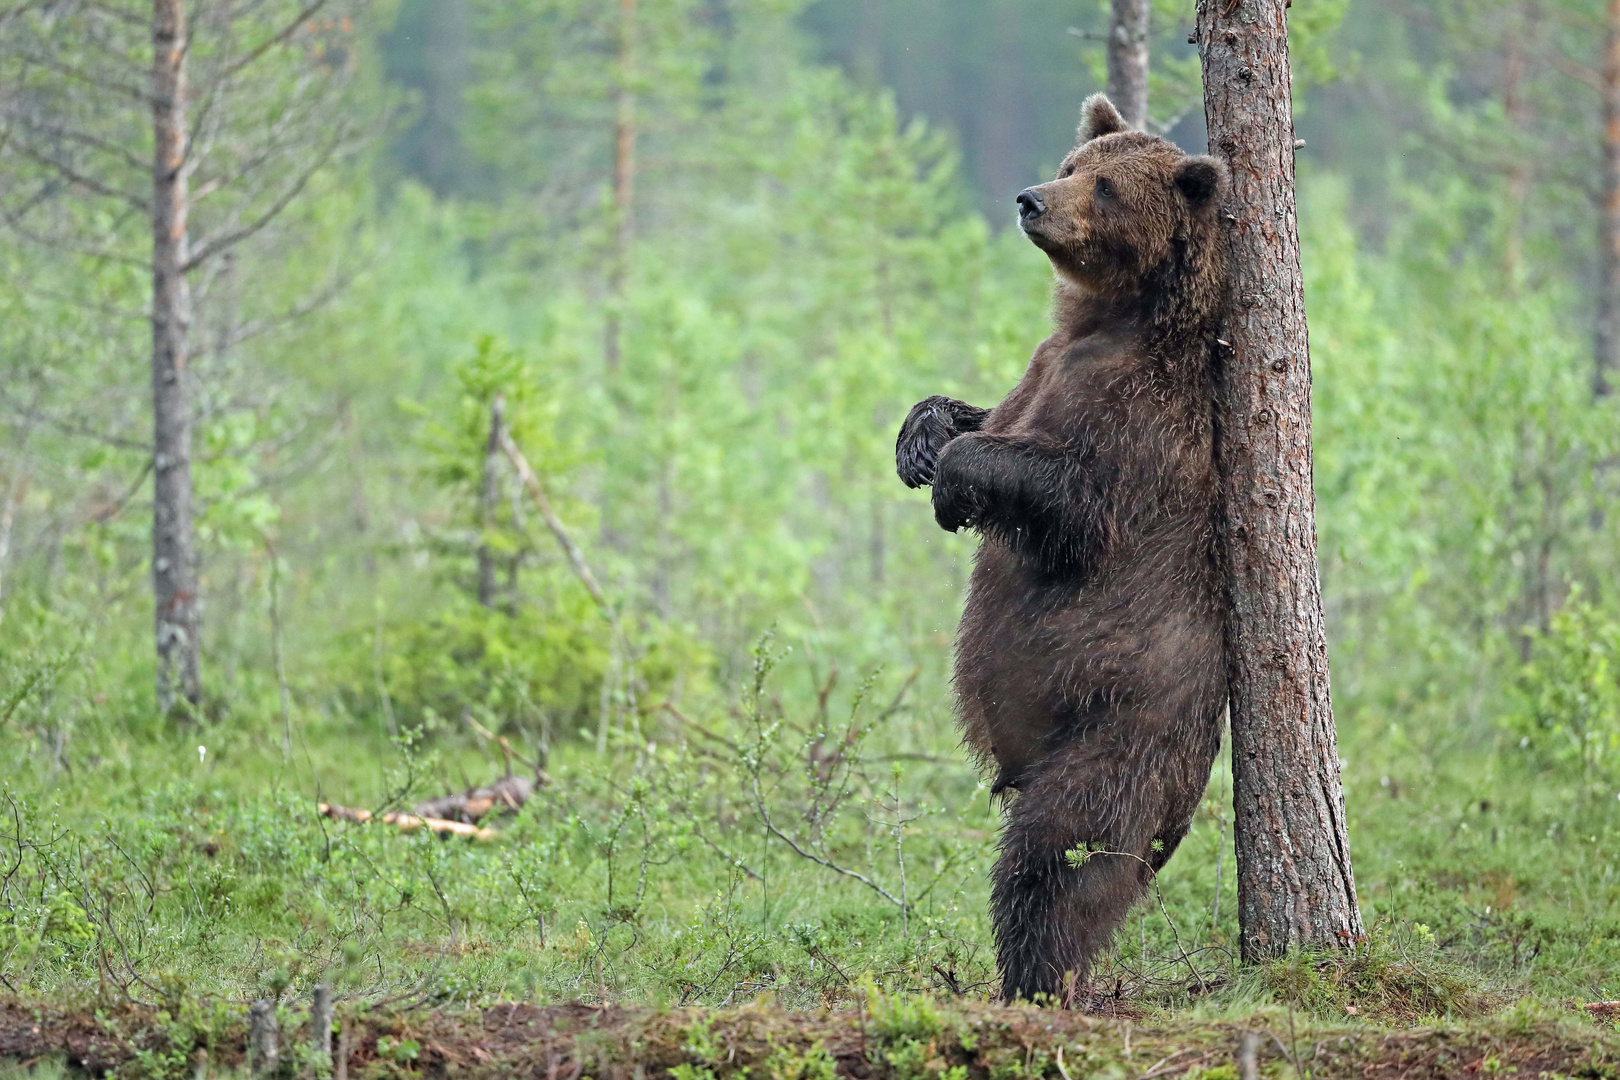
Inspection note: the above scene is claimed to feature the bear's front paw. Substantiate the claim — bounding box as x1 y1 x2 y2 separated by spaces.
931 466 980 533
895 396 960 488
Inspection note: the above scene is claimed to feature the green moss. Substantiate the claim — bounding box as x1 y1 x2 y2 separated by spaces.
1248 924 1483 1022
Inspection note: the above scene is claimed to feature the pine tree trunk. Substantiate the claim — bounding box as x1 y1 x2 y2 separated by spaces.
1195 0 1363 962
1107 0 1150 131
1598 0 1620 397
152 0 201 712
1500 13 1531 283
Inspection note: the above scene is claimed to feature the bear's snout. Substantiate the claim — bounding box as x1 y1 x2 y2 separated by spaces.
1016 187 1047 224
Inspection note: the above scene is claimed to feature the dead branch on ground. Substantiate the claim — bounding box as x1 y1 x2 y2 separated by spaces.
317 803 496 842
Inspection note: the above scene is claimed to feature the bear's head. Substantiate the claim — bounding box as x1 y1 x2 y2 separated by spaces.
1017 95 1228 319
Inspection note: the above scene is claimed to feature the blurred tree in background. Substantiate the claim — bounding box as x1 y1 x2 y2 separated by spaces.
0 0 379 712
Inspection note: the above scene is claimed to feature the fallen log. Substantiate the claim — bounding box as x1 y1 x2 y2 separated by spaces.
412 775 535 825
317 803 497 842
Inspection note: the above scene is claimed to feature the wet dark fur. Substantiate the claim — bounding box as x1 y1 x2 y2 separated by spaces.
895 95 1231 1003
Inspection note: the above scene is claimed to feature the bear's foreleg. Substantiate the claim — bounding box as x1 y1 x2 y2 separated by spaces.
990 737 1161 1003
931 432 1110 575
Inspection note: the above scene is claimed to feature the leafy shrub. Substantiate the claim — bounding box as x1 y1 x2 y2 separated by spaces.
361 589 609 738
1507 593 1620 800
866 982 945 1043
331 334 717 744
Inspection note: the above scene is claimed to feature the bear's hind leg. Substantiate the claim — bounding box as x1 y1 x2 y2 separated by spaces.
991 738 1162 1003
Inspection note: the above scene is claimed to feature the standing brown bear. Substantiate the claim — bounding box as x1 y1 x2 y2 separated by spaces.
895 95 1231 1002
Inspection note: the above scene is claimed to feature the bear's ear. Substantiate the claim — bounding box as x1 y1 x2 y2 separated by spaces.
1174 156 1226 209
1078 94 1128 142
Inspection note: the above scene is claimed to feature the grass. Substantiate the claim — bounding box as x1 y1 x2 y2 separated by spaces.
3 636 1620 1076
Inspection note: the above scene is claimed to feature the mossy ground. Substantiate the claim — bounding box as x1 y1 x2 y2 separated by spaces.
3 990 1619 1080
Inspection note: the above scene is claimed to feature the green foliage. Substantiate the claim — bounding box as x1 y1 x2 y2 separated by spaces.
0 641 1002 1006
1508 593 1620 800
867 982 946 1043
1307 173 1620 777
1288 0 1353 86
354 592 609 739
757 1037 840 1080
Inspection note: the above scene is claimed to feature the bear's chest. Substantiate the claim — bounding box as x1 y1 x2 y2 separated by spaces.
987 331 1148 439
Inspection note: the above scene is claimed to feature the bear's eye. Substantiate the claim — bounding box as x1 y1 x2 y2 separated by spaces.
1094 177 1117 201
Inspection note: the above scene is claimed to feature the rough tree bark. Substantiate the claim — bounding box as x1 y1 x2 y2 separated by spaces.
1195 0 1364 961
1597 0 1620 397
477 395 505 608
1107 0 1151 131
152 0 201 711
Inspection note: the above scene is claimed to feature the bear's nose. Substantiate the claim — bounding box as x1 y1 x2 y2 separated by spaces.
1016 188 1047 221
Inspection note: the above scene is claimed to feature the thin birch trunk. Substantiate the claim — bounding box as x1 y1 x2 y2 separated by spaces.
1598 0 1620 397
604 0 636 376
599 0 637 551
1501 19 1530 282
1196 0 1364 962
152 0 202 711
0 466 27 613
1107 0 1150 131
265 535 291 761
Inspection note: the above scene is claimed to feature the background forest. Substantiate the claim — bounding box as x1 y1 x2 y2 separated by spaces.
4 0 1620 1029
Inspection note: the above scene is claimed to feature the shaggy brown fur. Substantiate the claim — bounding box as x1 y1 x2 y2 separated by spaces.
895 95 1231 1003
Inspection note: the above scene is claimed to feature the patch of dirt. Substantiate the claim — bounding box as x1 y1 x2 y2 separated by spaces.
3 996 1619 1079
0 999 176 1075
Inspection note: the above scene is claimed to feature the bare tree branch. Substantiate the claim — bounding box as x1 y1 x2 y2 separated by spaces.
183 126 347 271
0 199 148 266
10 140 149 212
225 259 358 346
14 120 150 176
0 391 149 450
88 460 154 524
499 426 613 617
201 0 331 89
4 45 153 105
191 75 337 200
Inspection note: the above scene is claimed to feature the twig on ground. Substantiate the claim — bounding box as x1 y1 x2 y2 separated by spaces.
411 775 535 825
1136 1048 1202 1079
1076 844 1208 994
